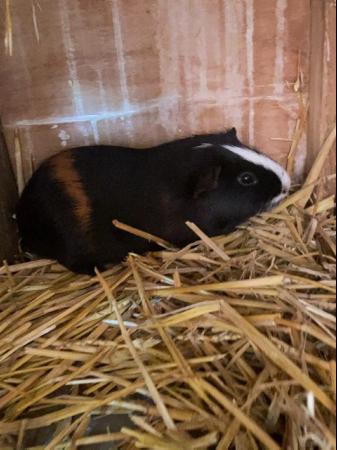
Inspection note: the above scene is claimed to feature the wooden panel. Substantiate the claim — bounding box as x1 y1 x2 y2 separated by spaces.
308 0 336 185
0 128 18 262
1 0 310 184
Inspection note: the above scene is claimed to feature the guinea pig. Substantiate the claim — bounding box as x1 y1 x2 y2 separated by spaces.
16 128 290 274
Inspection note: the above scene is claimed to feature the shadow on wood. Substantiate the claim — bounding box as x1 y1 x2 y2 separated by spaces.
0 125 18 262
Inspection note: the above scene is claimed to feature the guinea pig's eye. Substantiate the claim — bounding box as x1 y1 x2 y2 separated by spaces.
237 172 258 187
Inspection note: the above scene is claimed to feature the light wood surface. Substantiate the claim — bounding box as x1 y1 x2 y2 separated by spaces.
1 0 311 183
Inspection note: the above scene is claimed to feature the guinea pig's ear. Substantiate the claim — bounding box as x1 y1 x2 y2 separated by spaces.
192 166 222 199
227 127 242 145
228 127 237 137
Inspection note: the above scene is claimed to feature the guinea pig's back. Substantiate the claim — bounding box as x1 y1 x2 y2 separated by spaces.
70 146 149 206
16 155 73 260
17 146 155 265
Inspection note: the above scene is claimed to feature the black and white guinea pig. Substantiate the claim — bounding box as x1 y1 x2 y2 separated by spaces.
16 128 290 274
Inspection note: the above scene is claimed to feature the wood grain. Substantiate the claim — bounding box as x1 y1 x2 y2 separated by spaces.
308 0 336 190
0 0 310 184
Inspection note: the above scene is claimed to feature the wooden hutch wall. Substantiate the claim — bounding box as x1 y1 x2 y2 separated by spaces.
1 0 314 186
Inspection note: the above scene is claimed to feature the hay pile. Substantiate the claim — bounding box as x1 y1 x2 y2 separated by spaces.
0 130 336 449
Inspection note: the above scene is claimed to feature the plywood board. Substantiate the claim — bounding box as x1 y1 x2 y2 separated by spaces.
308 0 336 186
1 0 311 184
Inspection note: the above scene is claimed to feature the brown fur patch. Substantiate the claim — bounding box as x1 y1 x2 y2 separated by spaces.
50 152 91 231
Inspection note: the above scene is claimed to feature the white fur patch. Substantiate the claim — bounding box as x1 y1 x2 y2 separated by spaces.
193 143 213 149
223 145 291 192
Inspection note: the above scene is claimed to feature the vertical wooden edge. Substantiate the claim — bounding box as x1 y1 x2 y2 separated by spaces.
307 0 326 171
307 0 336 192
0 121 19 262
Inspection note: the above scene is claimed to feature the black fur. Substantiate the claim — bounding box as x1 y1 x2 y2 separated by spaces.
17 129 284 274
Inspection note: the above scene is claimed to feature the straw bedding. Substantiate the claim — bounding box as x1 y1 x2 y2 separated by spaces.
0 130 336 449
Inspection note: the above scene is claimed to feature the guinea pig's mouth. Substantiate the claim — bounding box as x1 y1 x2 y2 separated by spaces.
267 191 289 210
